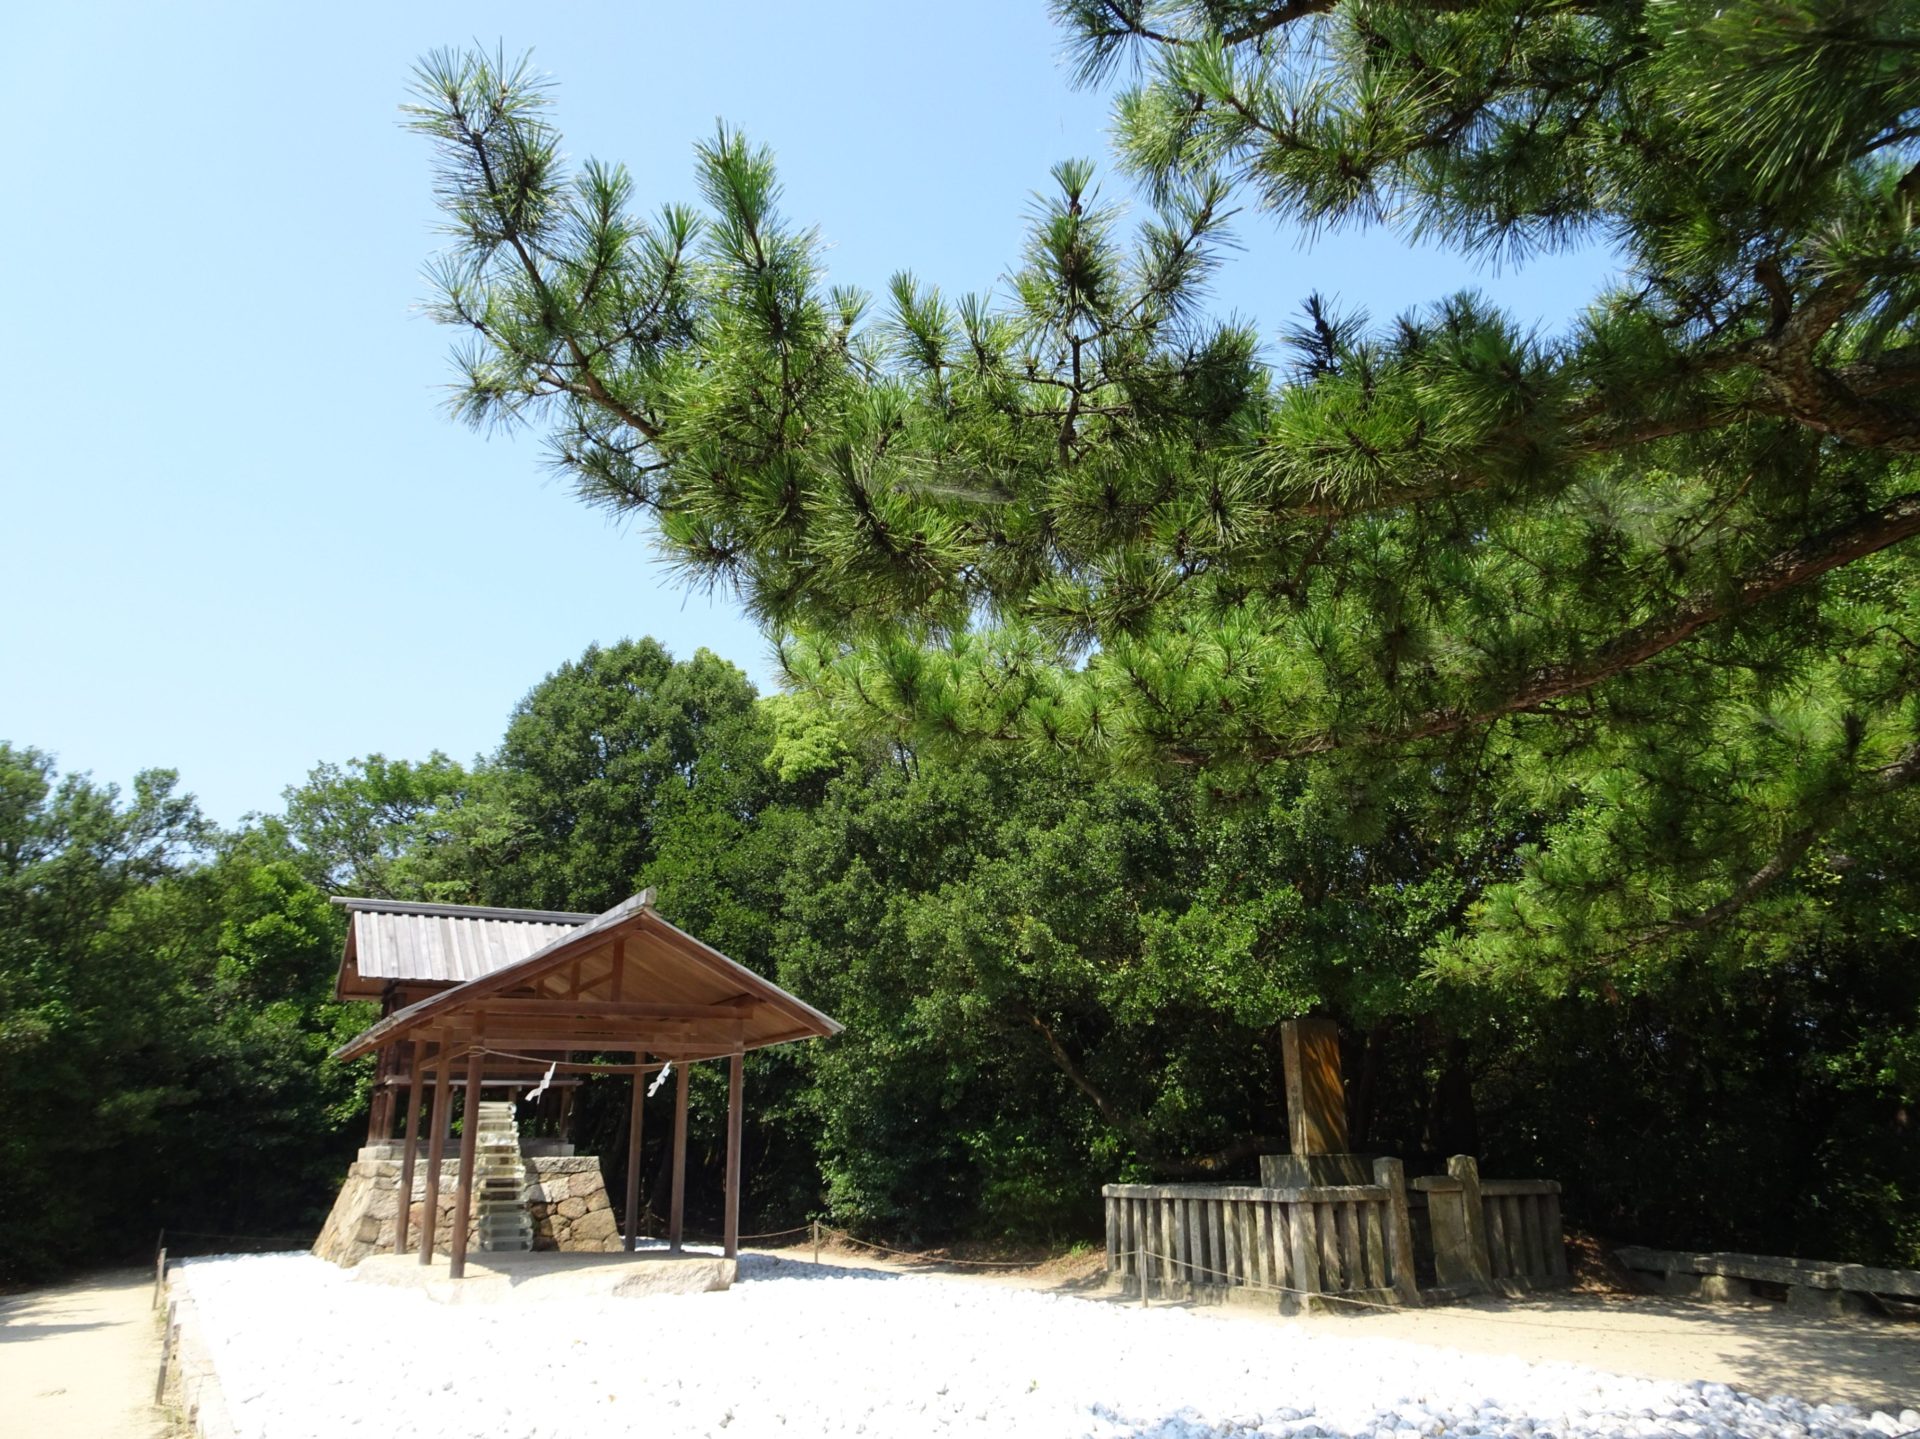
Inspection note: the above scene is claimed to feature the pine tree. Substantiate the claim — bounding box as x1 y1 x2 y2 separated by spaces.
403 8 1920 975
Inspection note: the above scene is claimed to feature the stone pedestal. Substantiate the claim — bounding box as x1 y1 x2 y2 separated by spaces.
1259 1153 1378 1188
313 1153 617 1267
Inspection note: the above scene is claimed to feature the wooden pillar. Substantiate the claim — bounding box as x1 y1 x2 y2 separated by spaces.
417 1051 454 1265
723 1052 744 1258
379 1078 398 1140
395 1042 427 1253
669 1062 689 1253
364 1048 389 1144
448 1049 484 1280
623 1061 647 1252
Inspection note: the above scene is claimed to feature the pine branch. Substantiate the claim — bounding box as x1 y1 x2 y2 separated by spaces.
1215 490 1920 763
1603 737 1920 957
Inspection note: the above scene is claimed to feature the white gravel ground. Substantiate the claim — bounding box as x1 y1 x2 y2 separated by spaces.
174 1253 1918 1439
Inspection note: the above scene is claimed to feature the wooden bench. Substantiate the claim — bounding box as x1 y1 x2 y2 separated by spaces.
1615 1245 1920 1317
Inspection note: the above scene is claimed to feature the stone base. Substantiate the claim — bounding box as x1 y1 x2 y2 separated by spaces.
1259 1153 1379 1188
348 1249 736 1304
313 1154 619 1267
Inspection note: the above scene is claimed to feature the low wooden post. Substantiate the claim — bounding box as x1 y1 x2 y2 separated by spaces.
1447 1154 1492 1285
395 1042 426 1253
623 1062 646 1253
1419 1177 1481 1290
723 1051 744 1258
448 1049 484 1280
418 1051 453 1265
812 1218 821 1265
155 1299 177 1404
1544 1186 1569 1279
1374 1157 1420 1305
668 1061 690 1252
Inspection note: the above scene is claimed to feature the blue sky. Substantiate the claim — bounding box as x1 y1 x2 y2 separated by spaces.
1 2 1611 826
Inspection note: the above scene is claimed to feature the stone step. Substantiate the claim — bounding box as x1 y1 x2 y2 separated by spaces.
471 1101 532 1253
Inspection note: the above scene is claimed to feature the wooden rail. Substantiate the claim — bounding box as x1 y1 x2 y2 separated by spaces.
1104 1157 1566 1308
1103 1165 1417 1311
1481 1179 1568 1286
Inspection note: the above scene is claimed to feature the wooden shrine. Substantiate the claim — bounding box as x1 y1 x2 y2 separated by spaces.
326 891 840 1280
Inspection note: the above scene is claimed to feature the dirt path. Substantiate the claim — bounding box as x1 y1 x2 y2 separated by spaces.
799 1243 1920 1413
0 1268 168 1438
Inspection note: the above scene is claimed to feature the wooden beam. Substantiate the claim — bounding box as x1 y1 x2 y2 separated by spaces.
438 1023 749 1052
418 1055 453 1266
395 1042 427 1253
669 1062 689 1253
623 1065 646 1253
724 1052 743 1259
473 999 755 1021
448 1049 484 1280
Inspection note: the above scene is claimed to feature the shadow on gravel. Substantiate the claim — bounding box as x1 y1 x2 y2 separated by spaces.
0 1320 109 1343
1272 1291 1920 1413
736 1255 905 1285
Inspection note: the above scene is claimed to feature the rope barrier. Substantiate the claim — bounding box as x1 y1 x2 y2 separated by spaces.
1126 1242 1404 1311
669 1224 815 1245
816 1228 1047 1269
472 1048 668 1074
1118 1243 1817 1334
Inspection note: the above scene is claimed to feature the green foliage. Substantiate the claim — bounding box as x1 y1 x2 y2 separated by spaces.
407 13 1920 989
0 746 366 1282
7 621 1913 1274
280 752 475 896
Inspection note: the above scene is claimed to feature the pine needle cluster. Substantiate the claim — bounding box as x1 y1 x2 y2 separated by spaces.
405 7 1920 981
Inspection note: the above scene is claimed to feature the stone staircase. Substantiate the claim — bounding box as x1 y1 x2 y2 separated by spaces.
473 1101 532 1252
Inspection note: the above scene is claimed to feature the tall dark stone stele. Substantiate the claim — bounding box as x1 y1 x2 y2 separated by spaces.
1259 1017 1376 1188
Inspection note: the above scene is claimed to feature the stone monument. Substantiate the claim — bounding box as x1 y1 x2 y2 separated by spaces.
1259 1016 1377 1188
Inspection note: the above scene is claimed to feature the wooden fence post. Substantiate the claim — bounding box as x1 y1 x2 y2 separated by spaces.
1374 1157 1420 1306
1288 1202 1321 1310
1447 1154 1492 1285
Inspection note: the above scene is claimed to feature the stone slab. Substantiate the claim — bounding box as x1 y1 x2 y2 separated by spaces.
1615 1246 1920 1299
1281 1018 1348 1156
348 1250 736 1305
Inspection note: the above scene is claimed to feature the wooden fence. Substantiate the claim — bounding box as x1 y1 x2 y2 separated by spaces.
1104 1157 1565 1309
1482 1179 1567 1287
1103 1158 1419 1310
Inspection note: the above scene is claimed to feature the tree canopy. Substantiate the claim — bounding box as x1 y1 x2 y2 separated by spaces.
404 5 1920 982
7 629 1915 1279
